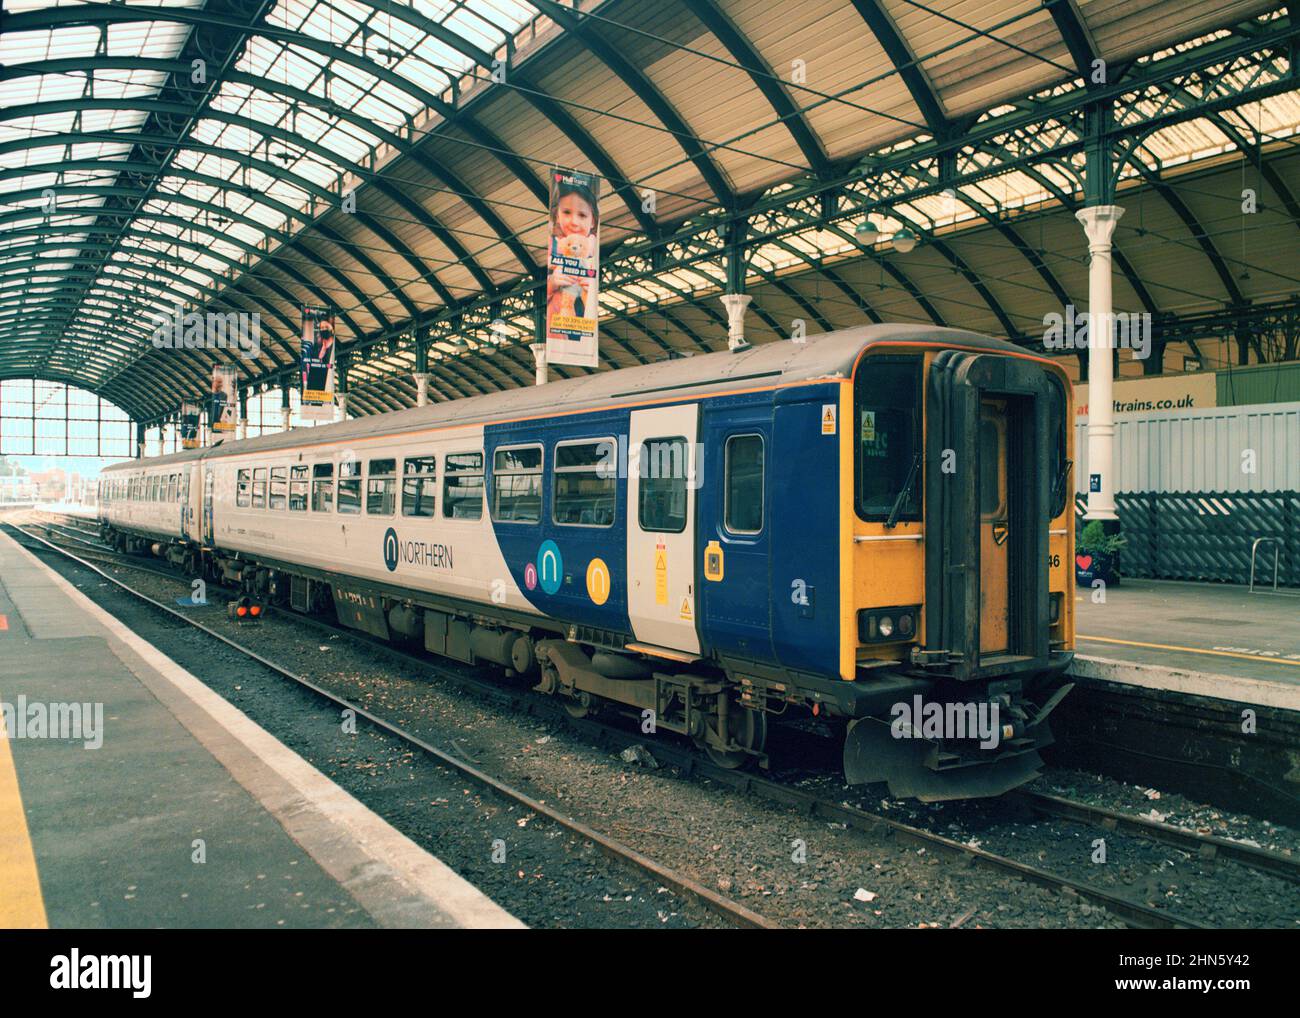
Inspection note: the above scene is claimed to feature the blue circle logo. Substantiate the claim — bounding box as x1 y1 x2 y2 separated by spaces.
536 540 563 595
383 527 399 572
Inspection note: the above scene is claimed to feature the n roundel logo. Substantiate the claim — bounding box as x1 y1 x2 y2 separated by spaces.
383 527 399 572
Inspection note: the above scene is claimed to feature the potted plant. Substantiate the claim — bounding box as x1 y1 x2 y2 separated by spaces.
1075 520 1125 587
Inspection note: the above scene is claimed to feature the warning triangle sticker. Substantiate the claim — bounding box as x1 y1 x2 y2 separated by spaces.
679 595 693 621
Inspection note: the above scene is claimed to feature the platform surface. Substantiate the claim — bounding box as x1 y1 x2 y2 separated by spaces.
1073 577 1300 709
0 529 522 929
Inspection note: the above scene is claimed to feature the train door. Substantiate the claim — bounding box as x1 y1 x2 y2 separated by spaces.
697 404 774 664
202 463 214 546
626 404 700 655
179 466 191 538
925 351 1054 678
978 400 1010 654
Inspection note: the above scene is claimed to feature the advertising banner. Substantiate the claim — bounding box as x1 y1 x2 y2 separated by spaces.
301 305 336 421
545 168 600 368
180 403 200 450
209 365 238 434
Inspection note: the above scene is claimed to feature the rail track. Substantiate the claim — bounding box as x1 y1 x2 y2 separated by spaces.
16 518 1298 928
6 522 777 931
1011 790 1299 885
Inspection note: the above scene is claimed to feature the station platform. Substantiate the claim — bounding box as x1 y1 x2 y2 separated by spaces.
1071 577 1300 711
0 530 523 929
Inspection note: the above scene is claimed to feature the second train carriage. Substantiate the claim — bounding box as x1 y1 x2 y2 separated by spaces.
100 324 1077 800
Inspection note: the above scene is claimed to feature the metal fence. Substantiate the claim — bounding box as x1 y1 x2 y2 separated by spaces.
1075 491 1300 586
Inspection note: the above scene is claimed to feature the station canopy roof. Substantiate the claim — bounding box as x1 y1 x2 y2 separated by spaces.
0 0 1297 420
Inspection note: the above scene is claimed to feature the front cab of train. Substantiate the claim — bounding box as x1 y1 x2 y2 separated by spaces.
841 342 1076 800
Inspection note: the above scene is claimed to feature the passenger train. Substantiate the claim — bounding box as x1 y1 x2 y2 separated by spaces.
98 324 1077 800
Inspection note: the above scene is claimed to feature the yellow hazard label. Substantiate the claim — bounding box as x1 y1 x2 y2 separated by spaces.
679 595 693 621
654 541 668 605
821 404 837 435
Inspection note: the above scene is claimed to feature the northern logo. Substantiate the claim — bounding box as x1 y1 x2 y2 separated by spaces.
382 527 454 572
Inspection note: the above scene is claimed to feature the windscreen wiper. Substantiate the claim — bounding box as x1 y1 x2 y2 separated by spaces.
885 451 921 529
1052 457 1073 507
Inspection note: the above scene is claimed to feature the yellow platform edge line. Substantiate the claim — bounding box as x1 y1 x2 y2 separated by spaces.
0 707 48 928
1078 634 1300 668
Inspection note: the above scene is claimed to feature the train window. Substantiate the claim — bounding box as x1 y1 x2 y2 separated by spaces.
442 452 483 520
724 435 764 534
638 437 688 533
168 474 178 502
289 466 309 511
269 466 288 510
553 439 616 527
491 445 542 524
854 356 922 522
366 459 396 516
402 457 436 517
337 460 362 514
311 463 334 513
252 467 267 509
148 476 158 501
236 469 251 508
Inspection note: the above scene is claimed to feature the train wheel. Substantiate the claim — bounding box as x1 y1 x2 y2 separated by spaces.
700 704 767 769
563 690 593 719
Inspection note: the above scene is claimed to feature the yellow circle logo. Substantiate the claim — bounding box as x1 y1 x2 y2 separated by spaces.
586 557 611 605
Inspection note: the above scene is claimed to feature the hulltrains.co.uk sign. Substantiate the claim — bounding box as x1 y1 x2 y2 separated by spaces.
1073 373 1217 419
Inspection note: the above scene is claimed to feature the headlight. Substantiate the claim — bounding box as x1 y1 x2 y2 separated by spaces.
858 606 920 643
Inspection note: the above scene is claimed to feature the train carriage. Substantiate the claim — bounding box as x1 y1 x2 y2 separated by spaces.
99 324 1076 800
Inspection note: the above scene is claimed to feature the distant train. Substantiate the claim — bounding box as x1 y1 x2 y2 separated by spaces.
98 324 1076 800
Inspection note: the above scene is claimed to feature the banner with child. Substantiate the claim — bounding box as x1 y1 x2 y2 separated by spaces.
545 168 601 368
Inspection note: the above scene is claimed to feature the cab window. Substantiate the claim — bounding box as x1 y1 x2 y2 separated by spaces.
855 356 922 521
